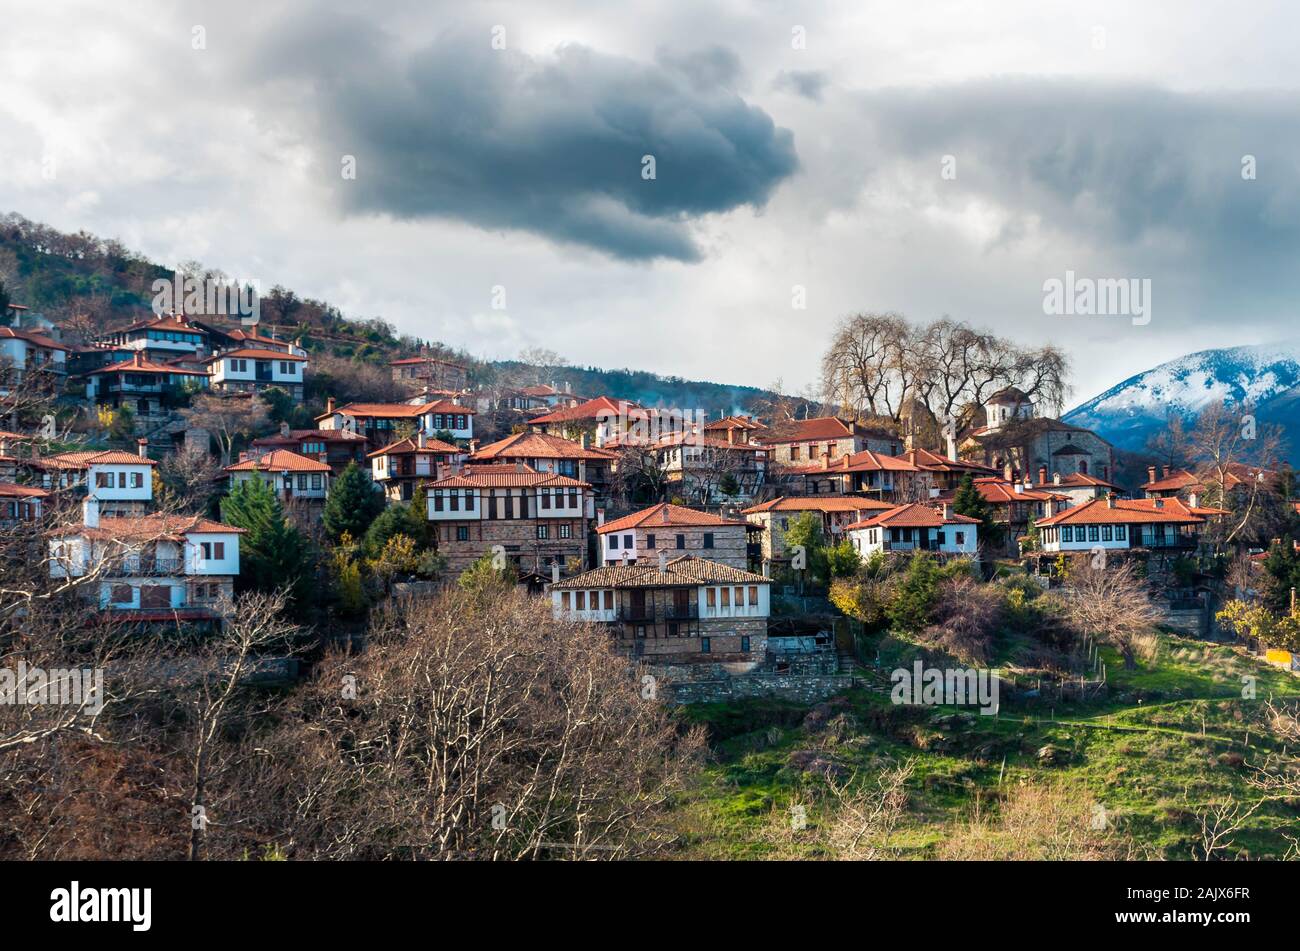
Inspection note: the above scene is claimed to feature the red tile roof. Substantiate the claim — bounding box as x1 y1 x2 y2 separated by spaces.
252 429 367 447
596 503 747 534
225 449 331 473
551 554 769 589
51 513 245 541
0 326 69 351
787 448 919 475
205 348 306 362
528 395 639 425
901 448 996 474
51 450 158 467
1037 497 1206 527
742 495 895 514
844 502 981 531
390 355 466 368
430 467 589 490
367 436 462 458
0 481 48 499
88 355 208 377
470 431 616 461
759 416 896 444
318 400 474 421
939 477 1055 504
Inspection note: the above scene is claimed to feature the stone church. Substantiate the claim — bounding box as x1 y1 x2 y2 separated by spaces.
959 387 1114 485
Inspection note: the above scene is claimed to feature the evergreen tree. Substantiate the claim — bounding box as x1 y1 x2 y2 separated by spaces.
221 477 311 604
322 462 385 542
953 473 1003 548
886 550 941 633
365 501 428 556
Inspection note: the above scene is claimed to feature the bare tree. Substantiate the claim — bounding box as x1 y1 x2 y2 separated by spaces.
180 393 270 465
1063 560 1160 669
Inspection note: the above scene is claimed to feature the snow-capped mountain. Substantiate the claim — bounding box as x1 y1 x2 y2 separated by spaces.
1062 342 1300 459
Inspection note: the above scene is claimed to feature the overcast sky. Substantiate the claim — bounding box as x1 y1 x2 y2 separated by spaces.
3 1 1298 408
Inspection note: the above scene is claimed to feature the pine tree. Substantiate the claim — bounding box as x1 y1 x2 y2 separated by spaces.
322 462 385 542
953 473 1003 548
221 477 311 604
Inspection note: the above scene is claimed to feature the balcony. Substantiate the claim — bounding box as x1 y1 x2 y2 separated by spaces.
617 606 655 622
664 604 699 620
125 557 183 576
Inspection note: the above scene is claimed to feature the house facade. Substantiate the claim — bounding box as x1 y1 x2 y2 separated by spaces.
0 481 46 526
742 496 897 565
317 397 474 448
0 325 68 393
250 427 369 476
95 313 210 362
225 448 331 501
961 389 1114 485
369 433 463 501
43 445 158 516
759 416 901 467
48 501 243 622
597 502 749 569
844 502 981 557
1036 497 1212 553
550 554 771 665
795 449 925 500
206 348 307 400
81 352 209 421
426 466 592 575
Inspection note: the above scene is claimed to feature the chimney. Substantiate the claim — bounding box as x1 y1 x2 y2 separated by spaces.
1107 494 1116 509
1053 472 1061 486
1003 462 1013 482
515 462 525 473
579 432 589 450
941 501 953 521
658 549 668 571
661 505 670 523
1014 483 1023 494
762 559 770 578
551 562 560 583
945 431 958 462
469 439 479 453
620 550 630 566
1189 491 1199 508
596 508 605 527
326 396 336 415
417 431 427 449
822 455 831 470
1044 496 1056 518
136 437 148 458
280 421 290 438
1147 465 1157 483
1038 465 1048 485
83 497 99 529
1160 465 1169 479
133 351 143 367
1154 498 1164 509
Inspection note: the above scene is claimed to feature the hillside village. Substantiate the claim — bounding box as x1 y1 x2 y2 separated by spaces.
4 250 1300 860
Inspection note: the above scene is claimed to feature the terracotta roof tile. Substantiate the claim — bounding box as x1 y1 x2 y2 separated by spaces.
470 431 616 461
596 503 747 534
844 502 981 531
551 554 769 589
225 449 330 473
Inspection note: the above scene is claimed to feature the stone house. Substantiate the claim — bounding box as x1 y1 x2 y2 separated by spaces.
596 502 749 569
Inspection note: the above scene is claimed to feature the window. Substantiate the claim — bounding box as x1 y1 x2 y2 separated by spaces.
608 535 618 550
561 592 571 610
703 532 714 549
559 524 571 539
96 471 114 489
280 361 291 374
130 471 144 488
541 492 551 509
537 525 549 540
646 533 655 550
1102 525 1113 541
449 494 459 512
456 526 468 541
734 586 744 606
298 474 308 490
956 531 965 545
741 636 750 652
1116 525 1127 540
433 491 444 512
1088 525 1100 542
201 541 225 560
721 587 731 608
568 490 578 508
603 590 613 610
676 533 685 549
302 441 324 455
1062 526 1073 542
576 591 586 610
700 637 711 653
706 587 716 608
623 535 633 549
748 585 758 606
790 446 800 461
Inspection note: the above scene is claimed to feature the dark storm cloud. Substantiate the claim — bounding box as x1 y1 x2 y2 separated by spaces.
253 22 796 262
773 70 830 102
856 78 1300 297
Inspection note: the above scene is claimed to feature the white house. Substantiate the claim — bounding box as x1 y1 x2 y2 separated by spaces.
317 397 473 446
206 348 307 401
1036 497 1212 553
46 443 157 516
368 432 463 501
48 500 243 620
225 448 331 500
844 502 981 557
0 324 69 392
